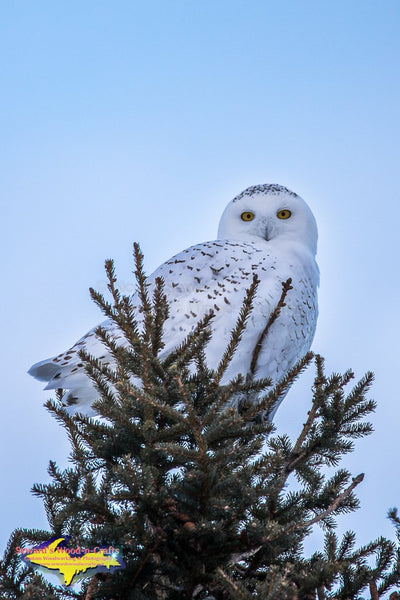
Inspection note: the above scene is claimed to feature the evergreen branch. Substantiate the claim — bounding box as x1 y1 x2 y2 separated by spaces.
45 400 94 468
84 576 99 600
284 396 320 475
214 274 259 384
133 241 153 346
242 351 314 424
175 375 207 456
388 507 400 528
89 287 115 319
227 545 263 567
284 473 365 535
104 258 121 307
79 346 121 389
126 247 157 412
126 387 189 426
317 585 326 599
130 538 163 588
89 286 139 344
90 258 138 331
216 567 253 599
290 355 326 456
162 310 215 369
250 277 293 376
202 376 245 427
314 354 327 386
280 356 375 483
151 276 169 355
369 580 379 600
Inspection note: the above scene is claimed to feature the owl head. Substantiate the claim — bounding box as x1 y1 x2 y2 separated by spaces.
217 184 318 256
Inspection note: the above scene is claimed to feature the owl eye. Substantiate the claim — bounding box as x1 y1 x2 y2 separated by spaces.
241 211 255 221
277 209 291 220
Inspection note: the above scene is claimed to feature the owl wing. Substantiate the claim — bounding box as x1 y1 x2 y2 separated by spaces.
28 239 302 411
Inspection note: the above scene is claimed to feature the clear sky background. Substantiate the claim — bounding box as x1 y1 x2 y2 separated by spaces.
0 0 399 562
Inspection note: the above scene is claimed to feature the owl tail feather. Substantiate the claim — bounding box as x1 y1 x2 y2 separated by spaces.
28 358 60 382
28 358 98 416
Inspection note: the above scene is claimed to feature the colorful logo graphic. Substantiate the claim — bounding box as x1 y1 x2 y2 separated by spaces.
18 537 125 586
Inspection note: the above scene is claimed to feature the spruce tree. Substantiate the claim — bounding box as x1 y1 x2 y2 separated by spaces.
2 244 400 599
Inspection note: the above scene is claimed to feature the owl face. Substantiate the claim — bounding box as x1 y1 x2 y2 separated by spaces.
217 184 318 255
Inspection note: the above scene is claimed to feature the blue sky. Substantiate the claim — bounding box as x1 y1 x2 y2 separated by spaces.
1 0 399 561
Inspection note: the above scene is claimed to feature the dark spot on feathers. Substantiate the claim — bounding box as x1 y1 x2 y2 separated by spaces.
231 184 298 204
66 396 79 406
211 266 223 274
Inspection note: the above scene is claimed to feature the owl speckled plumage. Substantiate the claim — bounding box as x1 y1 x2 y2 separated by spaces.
29 184 319 418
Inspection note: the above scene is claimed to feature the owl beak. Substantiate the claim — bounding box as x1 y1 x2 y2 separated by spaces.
264 226 270 242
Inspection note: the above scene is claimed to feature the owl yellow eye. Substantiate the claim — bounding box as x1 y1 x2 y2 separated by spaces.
241 211 255 221
277 209 292 220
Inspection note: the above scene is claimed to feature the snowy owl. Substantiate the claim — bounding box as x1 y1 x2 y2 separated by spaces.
29 184 319 418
